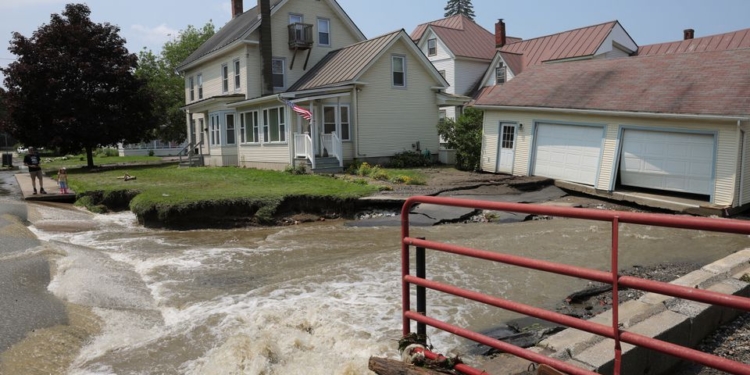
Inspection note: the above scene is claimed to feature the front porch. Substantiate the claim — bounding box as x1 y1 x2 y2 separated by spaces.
293 132 343 173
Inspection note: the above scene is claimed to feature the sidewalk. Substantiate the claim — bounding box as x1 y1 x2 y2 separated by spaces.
14 171 75 202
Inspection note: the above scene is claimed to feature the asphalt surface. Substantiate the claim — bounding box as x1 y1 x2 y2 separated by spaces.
347 185 569 227
0 170 69 353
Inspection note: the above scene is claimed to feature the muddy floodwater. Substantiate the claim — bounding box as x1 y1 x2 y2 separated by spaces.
5 201 750 374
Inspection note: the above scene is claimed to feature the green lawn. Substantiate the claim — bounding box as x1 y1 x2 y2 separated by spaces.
65 164 380 219
41 154 163 171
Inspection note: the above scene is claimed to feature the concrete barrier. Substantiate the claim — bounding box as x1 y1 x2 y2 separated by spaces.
532 249 750 374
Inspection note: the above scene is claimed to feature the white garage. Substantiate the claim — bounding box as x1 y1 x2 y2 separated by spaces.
532 123 604 185
619 129 714 196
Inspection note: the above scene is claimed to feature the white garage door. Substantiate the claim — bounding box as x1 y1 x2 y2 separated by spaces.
620 130 714 195
532 124 603 185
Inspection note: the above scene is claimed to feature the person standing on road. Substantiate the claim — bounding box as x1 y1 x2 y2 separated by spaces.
23 147 46 194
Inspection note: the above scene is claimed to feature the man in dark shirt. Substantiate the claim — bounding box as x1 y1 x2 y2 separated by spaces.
23 147 46 194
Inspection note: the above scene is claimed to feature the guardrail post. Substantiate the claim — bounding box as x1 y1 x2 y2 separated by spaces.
416 237 427 344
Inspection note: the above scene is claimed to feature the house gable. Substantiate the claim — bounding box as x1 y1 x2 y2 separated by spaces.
288 30 448 93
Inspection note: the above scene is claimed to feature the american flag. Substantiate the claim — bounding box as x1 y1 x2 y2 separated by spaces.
283 99 313 121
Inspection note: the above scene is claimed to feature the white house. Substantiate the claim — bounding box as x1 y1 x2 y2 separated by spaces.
177 0 449 171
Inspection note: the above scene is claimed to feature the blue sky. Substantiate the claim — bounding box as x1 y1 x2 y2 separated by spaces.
1 0 749 81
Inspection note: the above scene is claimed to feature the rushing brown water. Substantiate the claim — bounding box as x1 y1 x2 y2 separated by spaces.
9 202 750 374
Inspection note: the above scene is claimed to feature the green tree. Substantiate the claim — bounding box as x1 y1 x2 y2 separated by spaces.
136 22 214 142
444 0 475 20
1 4 157 167
437 107 483 171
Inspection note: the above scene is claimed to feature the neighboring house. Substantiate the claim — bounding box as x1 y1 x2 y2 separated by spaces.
473 48 750 209
637 27 750 56
477 20 638 90
410 15 519 121
177 0 448 171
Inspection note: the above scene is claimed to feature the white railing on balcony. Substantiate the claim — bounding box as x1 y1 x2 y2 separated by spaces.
294 133 315 169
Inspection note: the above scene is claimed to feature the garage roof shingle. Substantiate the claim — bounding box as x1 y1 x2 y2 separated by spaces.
474 48 750 117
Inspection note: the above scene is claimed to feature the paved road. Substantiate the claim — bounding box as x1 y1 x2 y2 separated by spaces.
0 170 68 353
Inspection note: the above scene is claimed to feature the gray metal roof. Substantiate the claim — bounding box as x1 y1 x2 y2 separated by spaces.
287 30 402 91
178 0 284 70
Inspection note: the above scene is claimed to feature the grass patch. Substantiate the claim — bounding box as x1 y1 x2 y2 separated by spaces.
68 165 380 223
42 155 163 171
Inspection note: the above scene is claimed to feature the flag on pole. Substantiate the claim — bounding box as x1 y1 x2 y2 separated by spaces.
282 99 313 121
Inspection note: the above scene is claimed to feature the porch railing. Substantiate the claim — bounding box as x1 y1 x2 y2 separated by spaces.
331 132 343 167
294 133 315 170
178 138 204 166
320 133 342 166
400 196 750 375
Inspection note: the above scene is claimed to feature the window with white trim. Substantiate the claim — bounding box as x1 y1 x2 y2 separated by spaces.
427 38 437 56
209 114 220 146
233 59 241 90
226 113 236 145
392 55 406 88
222 63 229 93
272 58 285 89
263 107 286 143
322 105 350 141
289 14 303 24
496 61 505 84
189 76 194 101
197 73 203 99
318 18 330 46
241 111 259 144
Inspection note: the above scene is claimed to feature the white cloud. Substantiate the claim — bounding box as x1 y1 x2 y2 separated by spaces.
130 24 179 49
0 0 65 9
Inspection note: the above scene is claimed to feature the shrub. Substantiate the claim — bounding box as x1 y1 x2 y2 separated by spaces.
388 150 431 168
390 175 411 184
437 107 483 171
369 167 389 181
284 164 307 175
357 162 372 177
148 150 155 157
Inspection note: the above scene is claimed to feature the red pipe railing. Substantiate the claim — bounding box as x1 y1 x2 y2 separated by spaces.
400 196 750 375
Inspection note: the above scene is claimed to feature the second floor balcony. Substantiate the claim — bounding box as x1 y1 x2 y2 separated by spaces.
288 23 313 49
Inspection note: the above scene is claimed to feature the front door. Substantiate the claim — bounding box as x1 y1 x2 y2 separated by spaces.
497 123 516 173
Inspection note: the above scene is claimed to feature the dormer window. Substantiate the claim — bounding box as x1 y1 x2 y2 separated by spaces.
496 62 506 84
428 38 437 56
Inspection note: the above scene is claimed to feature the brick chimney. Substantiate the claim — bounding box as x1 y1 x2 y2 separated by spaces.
260 0 273 95
684 28 695 40
495 19 507 48
232 0 243 18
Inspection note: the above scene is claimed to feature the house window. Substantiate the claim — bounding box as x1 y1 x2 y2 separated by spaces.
198 118 205 143
189 76 194 101
290 13 304 41
222 64 229 93
427 38 437 56
439 110 447 124
289 14 303 24
233 59 241 90
263 107 286 143
272 58 285 89
197 74 203 99
241 111 259 143
318 18 330 46
392 55 406 88
226 114 236 145
496 62 505 84
209 114 221 146
322 105 350 141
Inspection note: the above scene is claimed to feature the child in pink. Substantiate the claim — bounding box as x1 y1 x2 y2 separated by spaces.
58 167 69 194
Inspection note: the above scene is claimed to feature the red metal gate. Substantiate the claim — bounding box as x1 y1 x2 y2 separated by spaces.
400 196 750 375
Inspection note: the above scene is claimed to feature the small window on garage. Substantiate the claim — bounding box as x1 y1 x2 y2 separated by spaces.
501 124 514 149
